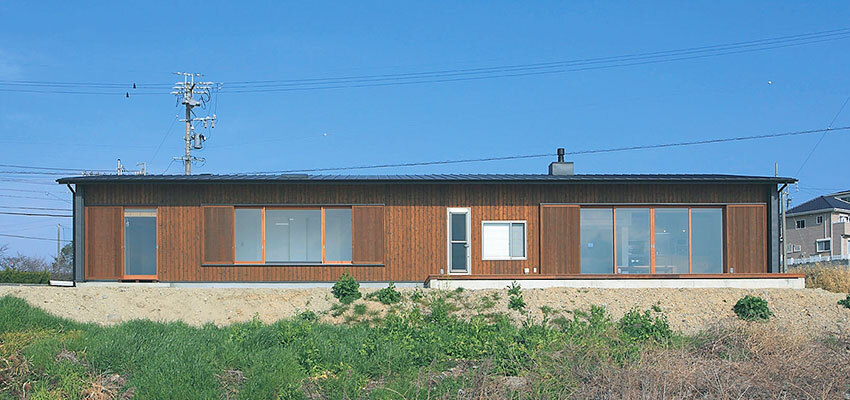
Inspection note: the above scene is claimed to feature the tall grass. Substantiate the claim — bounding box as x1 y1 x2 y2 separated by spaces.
1 294 848 399
789 262 850 292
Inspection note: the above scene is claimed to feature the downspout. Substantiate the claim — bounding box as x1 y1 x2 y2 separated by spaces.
778 183 788 273
66 184 76 287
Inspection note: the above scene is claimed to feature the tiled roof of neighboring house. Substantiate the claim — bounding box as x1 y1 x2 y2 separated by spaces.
787 195 850 215
56 174 796 185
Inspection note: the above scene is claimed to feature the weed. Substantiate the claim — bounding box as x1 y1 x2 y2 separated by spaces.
329 303 348 318
331 272 361 304
507 281 525 312
507 281 522 297
789 263 850 293
454 287 464 294
409 289 423 302
353 304 367 316
372 282 402 305
838 294 850 308
733 295 773 321
617 307 673 343
296 310 318 322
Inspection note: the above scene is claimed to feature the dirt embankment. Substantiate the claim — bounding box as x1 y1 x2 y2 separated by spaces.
0 286 847 335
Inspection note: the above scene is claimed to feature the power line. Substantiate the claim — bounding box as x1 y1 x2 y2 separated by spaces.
0 194 69 202
0 163 111 172
795 93 850 175
0 206 70 211
0 211 71 217
251 126 850 174
0 233 71 242
2 27 850 95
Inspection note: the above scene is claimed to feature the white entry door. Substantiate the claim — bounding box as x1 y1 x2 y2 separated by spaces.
447 208 471 274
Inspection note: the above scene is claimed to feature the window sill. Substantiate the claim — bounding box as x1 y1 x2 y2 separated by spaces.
481 258 527 261
202 263 384 267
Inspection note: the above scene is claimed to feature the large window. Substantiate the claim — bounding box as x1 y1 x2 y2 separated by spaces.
580 209 614 273
579 207 723 274
691 209 723 273
616 208 651 274
234 207 352 263
481 221 526 260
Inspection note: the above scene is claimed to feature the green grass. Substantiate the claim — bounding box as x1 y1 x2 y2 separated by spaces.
0 295 682 399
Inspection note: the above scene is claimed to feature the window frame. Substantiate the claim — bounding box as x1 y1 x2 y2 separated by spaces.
577 205 724 275
795 219 805 229
233 206 353 265
447 207 472 275
480 220 527 261
816 238 831 253
816 215 824 224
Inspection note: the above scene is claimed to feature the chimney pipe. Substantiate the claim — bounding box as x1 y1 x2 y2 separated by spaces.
548 147 574 175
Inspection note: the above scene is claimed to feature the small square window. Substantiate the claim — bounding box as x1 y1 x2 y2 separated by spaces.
816 216 823 224
482 221 526 260
795 220 806 229
816 239 831 253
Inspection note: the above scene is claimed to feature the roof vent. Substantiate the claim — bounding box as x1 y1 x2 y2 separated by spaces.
548 147 574 175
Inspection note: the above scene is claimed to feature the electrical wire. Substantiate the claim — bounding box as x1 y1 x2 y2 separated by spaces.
250 126 850 174
3 27 850 95
0 233 71 242
795 94 850 176
0 164 111 172
0 206 70 212
0 212 71 217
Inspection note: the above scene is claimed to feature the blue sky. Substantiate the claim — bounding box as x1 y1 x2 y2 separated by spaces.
1 1 849 258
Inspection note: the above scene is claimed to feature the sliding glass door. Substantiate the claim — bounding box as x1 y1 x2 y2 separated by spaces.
579 207 723 274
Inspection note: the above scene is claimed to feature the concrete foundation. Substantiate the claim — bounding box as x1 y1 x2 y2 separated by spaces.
427 277 806 290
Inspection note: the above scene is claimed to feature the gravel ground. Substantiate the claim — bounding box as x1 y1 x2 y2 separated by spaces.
0 285 847 335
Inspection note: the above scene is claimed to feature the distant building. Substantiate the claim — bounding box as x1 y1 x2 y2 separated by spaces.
785 190 850 263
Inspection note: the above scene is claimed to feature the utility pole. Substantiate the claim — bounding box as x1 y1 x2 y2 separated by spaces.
777 163 788 273
171 72 216 175
56 224 61 260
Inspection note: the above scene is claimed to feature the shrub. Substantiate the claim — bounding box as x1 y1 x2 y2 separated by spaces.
618 307 673 343
507 281 525 312
733 295 773 321
331 272 361 304
789 263 850 293
296 310 318 322
353 304 367 316
373 282 401 305
0 270 50 284
838 294 850 308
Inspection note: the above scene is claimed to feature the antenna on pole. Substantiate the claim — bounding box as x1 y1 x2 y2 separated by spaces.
170 72 216 175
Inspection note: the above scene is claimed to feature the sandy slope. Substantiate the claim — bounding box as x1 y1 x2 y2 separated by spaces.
0 285 847 335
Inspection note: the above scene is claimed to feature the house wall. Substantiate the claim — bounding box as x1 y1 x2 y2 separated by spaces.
785 211 850 258
79 182 775 282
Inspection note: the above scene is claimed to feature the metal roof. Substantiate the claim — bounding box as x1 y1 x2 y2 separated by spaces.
57 173 796 185
787 195 850 215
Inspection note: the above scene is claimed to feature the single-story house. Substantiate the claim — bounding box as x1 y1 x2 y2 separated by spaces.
57 158 803 288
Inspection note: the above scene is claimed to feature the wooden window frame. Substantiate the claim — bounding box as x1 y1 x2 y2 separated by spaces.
233 206 353 265
481 220 527 261
579 205 723 275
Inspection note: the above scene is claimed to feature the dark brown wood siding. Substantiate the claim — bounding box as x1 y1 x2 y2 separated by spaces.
352 205 384 264
540 205 580 274
81 182 772 282
726 204 767 273
85 206 123 280
202 206 234 264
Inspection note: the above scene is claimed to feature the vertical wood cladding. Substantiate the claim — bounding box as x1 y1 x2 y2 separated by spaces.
85 206 123 280
202 206 234 264
726 204 767 273
82 182 772 282
352 205 385 264
540 205 580 274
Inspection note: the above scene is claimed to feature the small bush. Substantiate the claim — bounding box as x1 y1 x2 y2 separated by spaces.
331 272 361 304
733 295 773 321
353 304 367 316
507 281 525 312
508 295 526 311
838 294 850 308
296 310 318 322
0 270 50 284
618 307 673 343
373 282 401 305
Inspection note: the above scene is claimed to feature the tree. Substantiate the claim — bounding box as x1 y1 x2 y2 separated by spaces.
51 242 74 280
4 253 50 272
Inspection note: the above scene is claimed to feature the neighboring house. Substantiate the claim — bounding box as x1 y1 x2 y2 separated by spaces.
784 190 850 263
57 158 801 288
